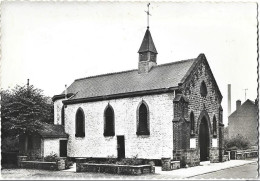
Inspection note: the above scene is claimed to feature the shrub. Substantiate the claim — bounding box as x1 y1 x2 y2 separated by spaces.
65 160 74 169
224 134 251 150
107 155 116 164
44 152 58 162
116 154 142 165
1 136 19 152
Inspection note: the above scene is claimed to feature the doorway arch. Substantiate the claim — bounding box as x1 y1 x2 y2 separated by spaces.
199 116 210 161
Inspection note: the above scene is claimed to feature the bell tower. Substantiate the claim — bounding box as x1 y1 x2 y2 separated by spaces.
138 3 158 74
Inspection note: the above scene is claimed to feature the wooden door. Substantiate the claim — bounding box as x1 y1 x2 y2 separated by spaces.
60 140 67 157
199 117 209 161
117 136 125 159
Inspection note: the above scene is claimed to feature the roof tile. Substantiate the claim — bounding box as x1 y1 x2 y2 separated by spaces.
64 58 197 100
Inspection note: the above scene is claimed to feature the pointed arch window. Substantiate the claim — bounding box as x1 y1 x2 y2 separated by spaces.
219 106 223 124
213 115 217 137
75 108 85 137
190 111 195 136
61 105 65 126
137 102 150 135
104 105 115 137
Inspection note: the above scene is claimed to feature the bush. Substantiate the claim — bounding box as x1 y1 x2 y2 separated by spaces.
224 134 251 150
116 154 142 165
65 160 74 169
107 155 116 164
1 136 19 152
44 152 58 162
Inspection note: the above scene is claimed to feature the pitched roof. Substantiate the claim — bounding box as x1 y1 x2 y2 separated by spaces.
37 122 68 138
229 99 256 118
62 58 197 103
138 28 158 54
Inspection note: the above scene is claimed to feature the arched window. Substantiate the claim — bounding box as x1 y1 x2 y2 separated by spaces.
219 106 223 124
137 102 150 135
190 111 195 135
213 115 217 137
75 108 85 137
104 105 115 136
61 105 65 126
200 81 207 97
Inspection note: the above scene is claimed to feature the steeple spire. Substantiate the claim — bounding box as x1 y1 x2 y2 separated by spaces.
138 3 158 74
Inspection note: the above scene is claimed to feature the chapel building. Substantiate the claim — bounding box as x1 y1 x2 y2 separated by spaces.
51 26 224 166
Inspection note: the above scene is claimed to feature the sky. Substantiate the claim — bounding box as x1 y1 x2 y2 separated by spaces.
1 1 258 126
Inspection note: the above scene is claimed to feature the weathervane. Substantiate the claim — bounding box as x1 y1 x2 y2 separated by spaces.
145 3 151 28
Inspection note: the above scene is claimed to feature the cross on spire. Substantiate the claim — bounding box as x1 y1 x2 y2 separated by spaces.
145 3 151 28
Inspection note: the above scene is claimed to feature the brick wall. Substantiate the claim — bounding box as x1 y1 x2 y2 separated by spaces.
62 93 174 159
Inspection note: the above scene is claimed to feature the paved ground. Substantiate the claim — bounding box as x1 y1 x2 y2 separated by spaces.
189 161 258 179
1 159 258 179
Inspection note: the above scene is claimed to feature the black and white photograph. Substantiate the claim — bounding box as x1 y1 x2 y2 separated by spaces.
0 0 259 179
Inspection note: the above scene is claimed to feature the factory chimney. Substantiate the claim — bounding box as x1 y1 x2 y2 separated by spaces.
228 84 231 116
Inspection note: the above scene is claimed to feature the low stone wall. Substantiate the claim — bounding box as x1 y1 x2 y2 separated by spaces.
20 161 58 170
17 156 66 171
161 158 180 171
228 150 258 160
76 160 154 175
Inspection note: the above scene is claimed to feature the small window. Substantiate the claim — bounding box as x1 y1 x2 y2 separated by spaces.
190 111 195 135
61 106 65 126
219 107 223 123
75 108 85 137
104 105 115 137
137 102 150 135
213 115 217 137
200 81 207 97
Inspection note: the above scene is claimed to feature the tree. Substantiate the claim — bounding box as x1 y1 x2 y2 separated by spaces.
1 84 54 138
224 134 251 150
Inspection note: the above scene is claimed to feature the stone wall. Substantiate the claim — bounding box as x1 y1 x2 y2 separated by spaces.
179 55 223 162
210 148 219 163
76 162 155 175
54 98 66 125
43 138 68 157
43 138 60 157
63 93 174 159
17 156 66 171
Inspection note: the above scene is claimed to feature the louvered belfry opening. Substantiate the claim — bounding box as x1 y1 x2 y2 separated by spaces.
137 103 149 135
104 106 115 136
75 108 85 137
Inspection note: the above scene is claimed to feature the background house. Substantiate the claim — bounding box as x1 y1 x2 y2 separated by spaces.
228 99 258 146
